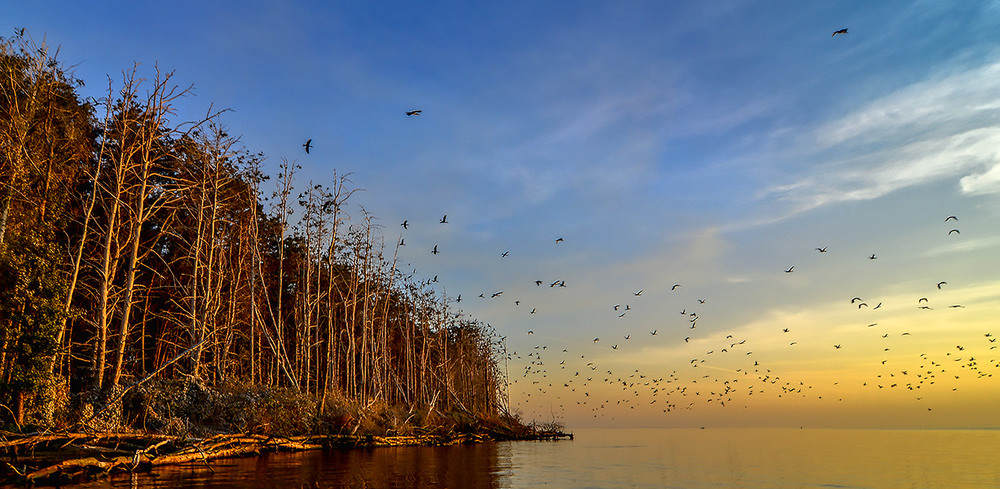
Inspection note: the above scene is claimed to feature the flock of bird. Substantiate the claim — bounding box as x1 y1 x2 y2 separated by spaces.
292 29 997 426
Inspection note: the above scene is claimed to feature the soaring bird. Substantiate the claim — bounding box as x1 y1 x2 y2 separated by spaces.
431 245 439 255
535 280 543 286
671 284 682 290
937 281 947 289
555 237 564 243
440 215 448 224
501 250 509 258
948 229 960 235
634 289 643 296
302 139 313 154
832 28 848 36
401 219 408 229
784 266 795 273
945 215 958 222
651 330 658 336
816 246 828 252
406 110 422 116
869 253 877 260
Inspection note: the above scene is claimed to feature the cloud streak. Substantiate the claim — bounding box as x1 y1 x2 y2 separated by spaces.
761 57 1000 216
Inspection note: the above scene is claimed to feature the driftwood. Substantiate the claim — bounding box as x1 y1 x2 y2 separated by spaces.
2 429 572 486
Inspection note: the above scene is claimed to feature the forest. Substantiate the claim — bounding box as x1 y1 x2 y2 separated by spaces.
0 32 512 436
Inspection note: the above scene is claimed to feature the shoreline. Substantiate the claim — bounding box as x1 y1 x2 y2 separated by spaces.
1 428 573 487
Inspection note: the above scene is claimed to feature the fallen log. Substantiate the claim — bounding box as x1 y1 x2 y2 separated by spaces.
4 428 573 486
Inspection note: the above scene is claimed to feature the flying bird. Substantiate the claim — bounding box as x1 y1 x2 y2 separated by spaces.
401 220 408 229
869 253 877 260
671 284 682 290
555 237 564 243
784 266 795 273
948 229 960 235
302 139 313 154
431 245 439 255
816 246 828 252
937 281 947 289
945 215 958 222
406 109 422 116
634 289 643 296
832 28 848 36
440 215 448 224
501 250 509 258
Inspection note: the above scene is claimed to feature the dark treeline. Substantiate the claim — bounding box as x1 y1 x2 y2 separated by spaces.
0 33 507 430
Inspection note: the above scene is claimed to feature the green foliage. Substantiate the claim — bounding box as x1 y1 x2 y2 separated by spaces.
0 235 67 420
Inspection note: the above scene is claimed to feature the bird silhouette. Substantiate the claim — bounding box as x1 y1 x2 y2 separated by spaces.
785 266 795 273
832 28 848 36
948 229 960 235
634 289 643 296
431 245 439 255
555 237 564 243
869 253 877 260
302 139 313 154
937 281 947 289
816 246 828 252
672 284 682 290
945 215 958 222
440 215 448 224
406 110 422 116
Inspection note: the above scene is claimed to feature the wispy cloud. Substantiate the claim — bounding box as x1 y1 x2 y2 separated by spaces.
761 57 1000 215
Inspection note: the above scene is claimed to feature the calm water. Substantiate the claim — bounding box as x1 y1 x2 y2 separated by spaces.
70 428 1000 489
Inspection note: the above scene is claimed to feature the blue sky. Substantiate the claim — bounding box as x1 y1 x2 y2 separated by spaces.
7 1 1000 428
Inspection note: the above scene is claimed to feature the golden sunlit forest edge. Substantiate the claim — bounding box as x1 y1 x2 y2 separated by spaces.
0 31 567 485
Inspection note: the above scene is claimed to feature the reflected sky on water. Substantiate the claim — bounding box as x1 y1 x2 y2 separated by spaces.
71 428 1000 489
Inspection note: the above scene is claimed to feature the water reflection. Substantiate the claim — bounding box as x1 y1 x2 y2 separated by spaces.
77 442 509 489
66 429 1000 489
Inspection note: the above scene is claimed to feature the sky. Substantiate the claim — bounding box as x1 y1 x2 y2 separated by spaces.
6 1 1000 429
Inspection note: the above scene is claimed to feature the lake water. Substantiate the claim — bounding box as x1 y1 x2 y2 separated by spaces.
71 428 1000 488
